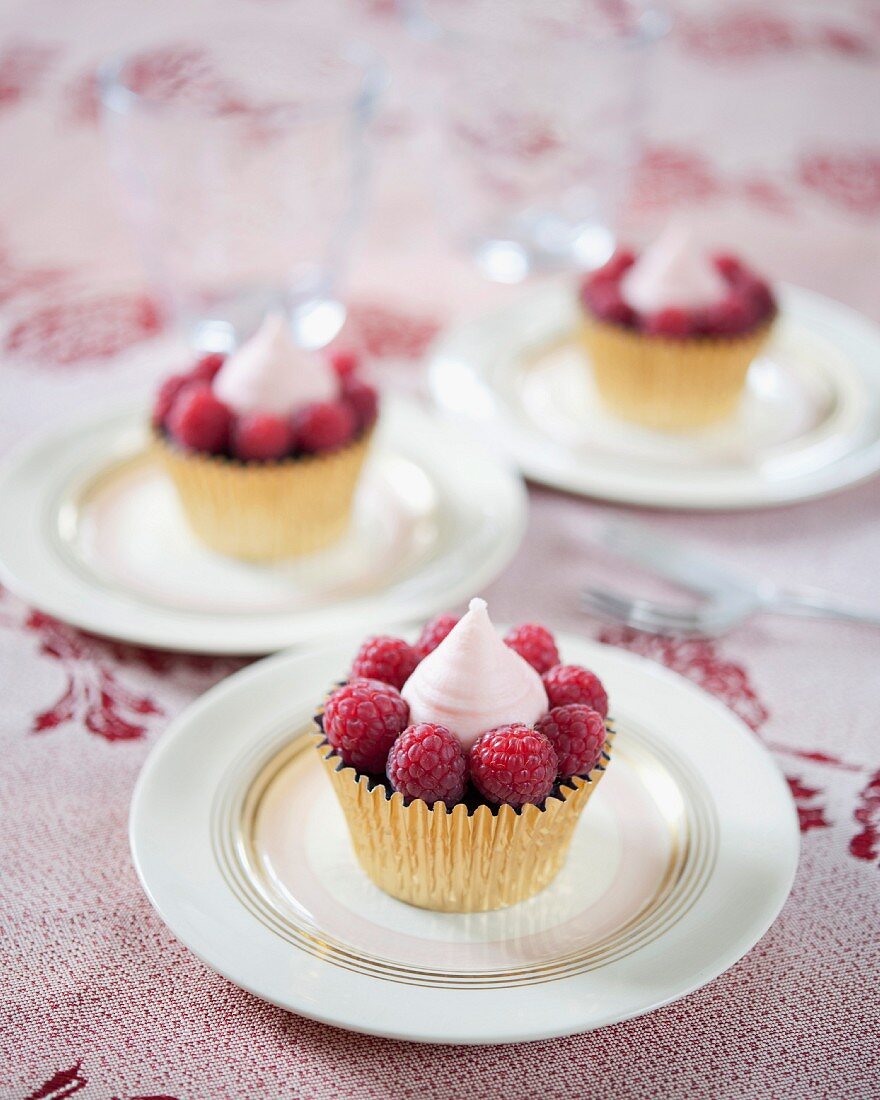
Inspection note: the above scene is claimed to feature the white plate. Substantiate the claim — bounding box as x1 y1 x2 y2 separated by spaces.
428 283 880 509
130 632 799 1044
0 397 525 653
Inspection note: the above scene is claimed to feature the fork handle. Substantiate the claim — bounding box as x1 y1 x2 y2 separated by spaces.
767 587 880 628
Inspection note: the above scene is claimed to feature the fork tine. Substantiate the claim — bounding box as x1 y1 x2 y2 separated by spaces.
580 586 717 637
581 591 655 628
582 585 722 625
580 590 671 633
580 589 638 617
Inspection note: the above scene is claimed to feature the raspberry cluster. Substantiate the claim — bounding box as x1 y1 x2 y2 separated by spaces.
152 347 378 460
580 248 775 338
319 618 609 810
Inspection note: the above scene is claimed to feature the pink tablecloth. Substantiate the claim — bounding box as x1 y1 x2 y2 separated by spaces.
2 2 879 1097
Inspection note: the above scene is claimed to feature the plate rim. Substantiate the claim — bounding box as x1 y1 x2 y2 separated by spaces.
129 632 800 1044
427 282 880 511
0 396 527 654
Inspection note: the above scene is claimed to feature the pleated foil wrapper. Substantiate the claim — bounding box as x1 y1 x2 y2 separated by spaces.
153 427 373 561
580 315 775 430
315 729 614 913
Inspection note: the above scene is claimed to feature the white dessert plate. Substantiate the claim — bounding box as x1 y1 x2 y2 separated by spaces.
130 631 799 1044
0 397 525 654
428 283 880 510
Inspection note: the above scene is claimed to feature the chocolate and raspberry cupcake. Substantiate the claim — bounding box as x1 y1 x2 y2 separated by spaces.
315 598 613 913
152 313 378 560
579 225 776 430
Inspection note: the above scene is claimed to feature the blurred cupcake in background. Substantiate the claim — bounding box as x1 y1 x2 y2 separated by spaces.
152 313 378 560
579 224 776 430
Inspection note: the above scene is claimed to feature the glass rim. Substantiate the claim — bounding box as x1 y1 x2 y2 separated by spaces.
97 32 387 121
408 0 672 53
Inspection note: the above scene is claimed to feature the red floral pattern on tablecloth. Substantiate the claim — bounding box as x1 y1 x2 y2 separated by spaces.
850 768 880 864
111 43 247 114
596 625 769 732
736 175 794 215
786 775 831 833
630 145 724 213
5 292 162 366
629 142 880 219
356 0 399 16
68 45 342 154
344 303 440 360
629 146 803 217
68 42 275 125
678 9 878 63
0 238 66 306
25 1063 89 1100
596 625 880 859
817 24 877 59
0 40 58 108
120 44 215 105
0 587 241 742
26 610 164 742
799 150 880 215
679 10 798 62
24 1062 179 1100
454 113 561 163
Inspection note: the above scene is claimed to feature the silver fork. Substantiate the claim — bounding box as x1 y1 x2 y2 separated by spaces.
581 522 880 637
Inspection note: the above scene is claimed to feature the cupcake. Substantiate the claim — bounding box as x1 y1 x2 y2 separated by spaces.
152 313 378 560
579 225 776 430
315 598 613 912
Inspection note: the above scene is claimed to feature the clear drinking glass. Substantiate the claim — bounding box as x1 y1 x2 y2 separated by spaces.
99 28 384 350
408 0 669 282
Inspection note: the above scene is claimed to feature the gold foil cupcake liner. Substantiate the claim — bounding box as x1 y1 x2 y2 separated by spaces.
580 316 775 430
153 428 373 561
315 729 614 913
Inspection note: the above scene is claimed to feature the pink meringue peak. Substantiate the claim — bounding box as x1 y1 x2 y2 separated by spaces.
401 597 549 750
621 224 727 314
212 311 337 417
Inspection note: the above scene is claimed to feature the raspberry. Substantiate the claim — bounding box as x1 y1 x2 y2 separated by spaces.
743 277 775 319
152 373 190 428
232 412 293 461
703 293 752 336
542 664 609 717
323 678 410 773
293 400 356 453
580 251 636 319
328 348 360 379
584 282 635 327
503 623 560 673
536 705 606 779
593 249 636 282
387 723 467 806
341 376 379 431
644 306 693 338
710 257 775 329
415 613 459 659
167 384 231 452
350 635 419 690
192 352 226 382
713 253 743 282
468 724 558 807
